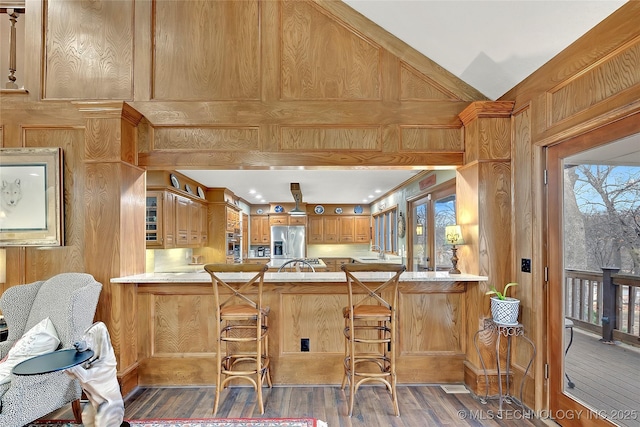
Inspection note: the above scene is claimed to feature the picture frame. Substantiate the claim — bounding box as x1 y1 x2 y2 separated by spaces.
0 147 64 246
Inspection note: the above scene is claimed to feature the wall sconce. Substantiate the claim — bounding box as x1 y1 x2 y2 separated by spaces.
416 220 424 236
445 225 464 274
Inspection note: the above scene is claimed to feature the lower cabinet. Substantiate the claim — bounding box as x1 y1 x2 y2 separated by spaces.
320 258 352 272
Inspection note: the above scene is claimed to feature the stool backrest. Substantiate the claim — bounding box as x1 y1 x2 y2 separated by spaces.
341 263 406 311
204 263 269 313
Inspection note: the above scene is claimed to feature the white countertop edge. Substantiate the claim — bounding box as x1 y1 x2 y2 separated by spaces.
111 271 488 283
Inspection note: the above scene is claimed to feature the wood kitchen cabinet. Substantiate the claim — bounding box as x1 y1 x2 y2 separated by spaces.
323 217 339 242
250 215 270 244
354 216 371 243
207 202 242 263
339 216 354 242
269 215 289 225
147 190 206 248
146 191 175 248
174 196 190 246
308 216 323 243
306 215 369 244
320 257 353 272
289 216 307 225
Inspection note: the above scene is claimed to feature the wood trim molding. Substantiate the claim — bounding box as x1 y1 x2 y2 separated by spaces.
458 101 515 126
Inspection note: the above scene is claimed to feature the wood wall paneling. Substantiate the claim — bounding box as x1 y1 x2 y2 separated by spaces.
400 126 463 152
153 0 261 101
128 280 473 386
280 1 380 100
23 127 85 282
44 0 134 100
154 127 261 151
548 38 640 126
400 63 462 101
280 126 380 151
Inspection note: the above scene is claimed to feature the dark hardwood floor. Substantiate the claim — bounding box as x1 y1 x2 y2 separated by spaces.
43 385 553 427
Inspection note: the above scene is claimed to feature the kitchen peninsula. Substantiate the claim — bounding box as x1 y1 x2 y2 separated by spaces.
111 270 488 393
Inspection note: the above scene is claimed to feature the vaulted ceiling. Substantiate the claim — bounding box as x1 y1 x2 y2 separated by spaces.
181 0 631 204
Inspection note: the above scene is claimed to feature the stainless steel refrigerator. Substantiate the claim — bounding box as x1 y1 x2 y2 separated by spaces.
270 225 306 260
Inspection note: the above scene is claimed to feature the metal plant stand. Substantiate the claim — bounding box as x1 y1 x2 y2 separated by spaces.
474 319 536 418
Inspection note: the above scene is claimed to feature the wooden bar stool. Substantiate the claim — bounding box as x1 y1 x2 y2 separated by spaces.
340 263 406 417
204 263 272 415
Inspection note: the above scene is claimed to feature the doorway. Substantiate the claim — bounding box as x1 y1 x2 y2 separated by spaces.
407 179 456 272
547 113 640 427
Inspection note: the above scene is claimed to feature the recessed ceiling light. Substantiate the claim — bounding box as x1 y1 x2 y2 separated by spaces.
375 189 381 193
249 189 256 194
255 194 262 199
368 195 374 198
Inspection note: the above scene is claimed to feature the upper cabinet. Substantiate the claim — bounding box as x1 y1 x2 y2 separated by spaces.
306 215 369 244
250 216 270 244
146 171 209 249
146 191 207 249
146 191 174 248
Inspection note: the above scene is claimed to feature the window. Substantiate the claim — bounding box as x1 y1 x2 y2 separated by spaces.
408 180 456 271
372 206 397 254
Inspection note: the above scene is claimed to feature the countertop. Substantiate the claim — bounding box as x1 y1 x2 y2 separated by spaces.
111 271 487 284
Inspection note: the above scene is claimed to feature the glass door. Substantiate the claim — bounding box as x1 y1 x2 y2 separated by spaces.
547 116 640 427
411 197 429 271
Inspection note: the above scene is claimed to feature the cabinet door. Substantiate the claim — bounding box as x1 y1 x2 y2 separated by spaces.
200 202 208 245
308 217 323 243
269 215 288 225
188 201 200 246
250 216 271 244
289 216 307 225
339 216 355 242
175 196 190 246
145 192 163 247
164 192 176 248
323 217 339 243
259 216 270 243
354 216 371 243
335 258 352 271
226 206 239 232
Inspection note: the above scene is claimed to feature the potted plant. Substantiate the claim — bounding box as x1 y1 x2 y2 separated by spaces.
486 282 519 325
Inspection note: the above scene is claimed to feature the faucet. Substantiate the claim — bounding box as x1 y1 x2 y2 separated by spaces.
371 245 386 260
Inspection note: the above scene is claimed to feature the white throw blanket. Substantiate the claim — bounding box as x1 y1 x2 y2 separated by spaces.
66 321 125 427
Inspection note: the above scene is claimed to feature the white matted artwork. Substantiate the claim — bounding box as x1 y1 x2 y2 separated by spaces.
0 147 63 246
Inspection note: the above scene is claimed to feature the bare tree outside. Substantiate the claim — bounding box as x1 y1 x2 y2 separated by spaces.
566 164 640 275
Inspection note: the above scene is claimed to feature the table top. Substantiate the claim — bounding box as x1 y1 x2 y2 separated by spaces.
12 348 94 376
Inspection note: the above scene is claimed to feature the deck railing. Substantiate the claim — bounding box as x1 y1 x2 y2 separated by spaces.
565 268 640 346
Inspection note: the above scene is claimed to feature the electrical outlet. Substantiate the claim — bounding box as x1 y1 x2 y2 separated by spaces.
521 258 531 273
301 338 310 352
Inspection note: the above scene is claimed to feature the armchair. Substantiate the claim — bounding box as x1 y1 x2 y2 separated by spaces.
0 273 102 427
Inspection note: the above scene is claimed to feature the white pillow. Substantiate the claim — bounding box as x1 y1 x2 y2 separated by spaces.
0 317 61 384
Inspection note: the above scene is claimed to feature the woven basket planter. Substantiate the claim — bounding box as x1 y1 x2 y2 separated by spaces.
490 296 520 325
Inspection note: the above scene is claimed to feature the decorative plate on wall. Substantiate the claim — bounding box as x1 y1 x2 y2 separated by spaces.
256 208 264 214
335 207 343 214
185 184 193 195
354 205 363 214
170 174 180 189
274 205 284 213
314 205 325 214
197 186 205 199
397 212 406 238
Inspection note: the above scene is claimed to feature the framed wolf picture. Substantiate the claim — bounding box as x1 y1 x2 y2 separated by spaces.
0 147 63 246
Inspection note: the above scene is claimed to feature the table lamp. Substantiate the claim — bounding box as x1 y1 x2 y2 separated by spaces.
445 225 464 274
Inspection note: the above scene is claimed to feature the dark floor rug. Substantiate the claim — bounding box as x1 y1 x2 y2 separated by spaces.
27 419 326 427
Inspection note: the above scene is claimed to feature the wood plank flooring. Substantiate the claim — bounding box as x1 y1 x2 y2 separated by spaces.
564 328 640 427
43 384 551 427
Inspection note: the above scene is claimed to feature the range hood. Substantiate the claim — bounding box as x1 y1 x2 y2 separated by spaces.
289 183 306 216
